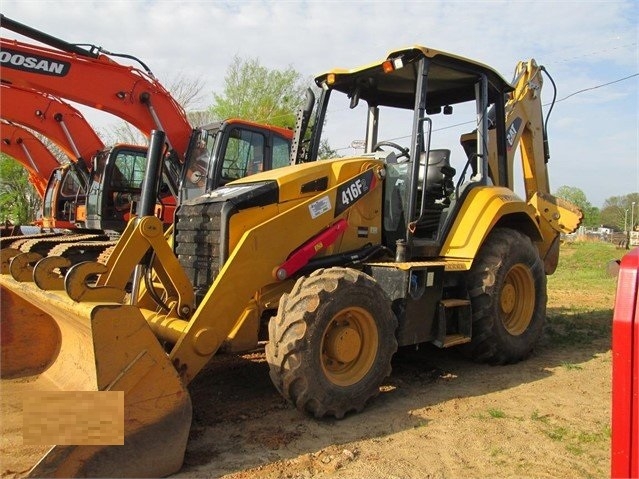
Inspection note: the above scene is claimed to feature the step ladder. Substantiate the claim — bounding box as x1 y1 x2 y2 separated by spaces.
433 298 472 348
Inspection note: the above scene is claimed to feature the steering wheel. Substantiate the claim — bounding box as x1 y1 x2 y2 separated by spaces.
187 160 207 186
373 141 410 160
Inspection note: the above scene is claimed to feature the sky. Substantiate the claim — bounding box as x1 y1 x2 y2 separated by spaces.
1 0 637 208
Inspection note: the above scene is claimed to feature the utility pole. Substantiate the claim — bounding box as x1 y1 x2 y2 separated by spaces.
629 202 637 249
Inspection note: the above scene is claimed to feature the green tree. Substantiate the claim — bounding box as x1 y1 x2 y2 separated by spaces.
209 55 308 129
318 139 339 160
554 185 600 228
0 153 41 224
599 193 639 232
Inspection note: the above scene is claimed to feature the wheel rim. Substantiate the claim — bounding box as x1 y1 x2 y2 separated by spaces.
320 306 379 387
499 263 535 335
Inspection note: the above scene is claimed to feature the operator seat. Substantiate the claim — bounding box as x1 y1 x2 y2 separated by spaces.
417 149 455 202
413 149 456 238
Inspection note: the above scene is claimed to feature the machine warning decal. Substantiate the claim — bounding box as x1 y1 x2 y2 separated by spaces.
0 49 71 77
506 117 523 150
335 169 376 217
309 195 332 219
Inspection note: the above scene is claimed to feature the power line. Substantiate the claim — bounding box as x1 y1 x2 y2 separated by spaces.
556 73 638 102
334 72 639 151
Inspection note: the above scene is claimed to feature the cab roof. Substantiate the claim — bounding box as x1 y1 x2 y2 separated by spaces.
314 46 513 110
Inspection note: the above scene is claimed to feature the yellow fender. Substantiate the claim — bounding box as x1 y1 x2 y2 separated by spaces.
441 186 542 263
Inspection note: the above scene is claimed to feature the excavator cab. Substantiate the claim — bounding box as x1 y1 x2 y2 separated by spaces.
180 119 293 202
41 166 86 229
84 145 176 234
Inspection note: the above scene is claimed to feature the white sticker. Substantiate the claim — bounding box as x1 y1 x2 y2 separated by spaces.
308 196 332 219
427 271 434 287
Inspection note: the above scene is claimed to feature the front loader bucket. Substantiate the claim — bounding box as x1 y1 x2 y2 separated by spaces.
0 278 192 478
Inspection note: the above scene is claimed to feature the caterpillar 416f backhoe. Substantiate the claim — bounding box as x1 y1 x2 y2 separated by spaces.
0 46 581 477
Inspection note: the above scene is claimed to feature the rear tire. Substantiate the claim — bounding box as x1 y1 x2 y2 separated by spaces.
266 267 397 418
465 228 547 364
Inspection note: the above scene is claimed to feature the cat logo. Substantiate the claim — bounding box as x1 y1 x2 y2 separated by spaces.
506 117 523 149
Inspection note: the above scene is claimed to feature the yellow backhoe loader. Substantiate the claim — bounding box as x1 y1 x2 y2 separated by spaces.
0 46 581 477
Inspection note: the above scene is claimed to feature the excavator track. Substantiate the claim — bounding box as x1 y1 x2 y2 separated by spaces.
47 240 118 263
0 232 60 249
18 233 110 255
96 244 117 265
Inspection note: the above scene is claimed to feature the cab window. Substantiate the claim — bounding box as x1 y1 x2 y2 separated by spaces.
60 170 83 197
111 150 147 190
272 135 291 169
222 128 266 180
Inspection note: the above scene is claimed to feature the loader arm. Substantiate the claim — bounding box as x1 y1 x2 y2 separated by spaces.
0 121 60 197
63 159 384 384
170 167 382 383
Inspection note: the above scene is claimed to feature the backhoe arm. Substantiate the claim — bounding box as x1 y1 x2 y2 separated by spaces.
491 60 582 273
504 60 582 232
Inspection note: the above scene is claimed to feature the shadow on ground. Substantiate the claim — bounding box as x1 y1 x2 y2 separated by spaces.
179 307 612 476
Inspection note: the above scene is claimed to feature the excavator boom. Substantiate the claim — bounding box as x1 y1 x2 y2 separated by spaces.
0 121 60 197
0 25 191 164
1 84 104 169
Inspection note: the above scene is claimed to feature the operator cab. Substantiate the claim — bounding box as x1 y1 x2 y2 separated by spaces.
306 47 513 258
179 119 292 202
41 167 86 229
84 145 175 234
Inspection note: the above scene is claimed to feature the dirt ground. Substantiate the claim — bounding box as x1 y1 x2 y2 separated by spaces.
1 288 614 479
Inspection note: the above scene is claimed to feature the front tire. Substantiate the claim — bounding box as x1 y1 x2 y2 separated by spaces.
266 267 398 418
465 228 547 364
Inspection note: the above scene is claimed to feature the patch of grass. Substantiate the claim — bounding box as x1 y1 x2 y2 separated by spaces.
531 414 610 459
490 447 504 457
542 242 623 347
545 425 569 441
530 410 550 423
544 311 612 346
576 428 609 444
561 361 584 371
551 242 625 291
412 419 430 428
487 408 506 419
565 444 585 456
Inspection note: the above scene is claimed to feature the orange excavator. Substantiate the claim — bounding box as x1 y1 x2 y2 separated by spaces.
0 15 192 173
0 120 60 198
2 84 101 181
1 84 105 230
0 16 294 279
1 83 161 234
0 16 293 233
0 15 192 223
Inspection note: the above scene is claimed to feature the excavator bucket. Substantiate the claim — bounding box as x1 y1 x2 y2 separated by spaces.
0 279 192 478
